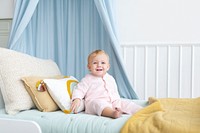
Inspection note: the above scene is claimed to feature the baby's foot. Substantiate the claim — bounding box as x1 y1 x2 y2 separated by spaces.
112 110 122 119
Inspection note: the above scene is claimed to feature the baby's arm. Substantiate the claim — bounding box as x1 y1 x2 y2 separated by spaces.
71 76 89 113
70 98 81 114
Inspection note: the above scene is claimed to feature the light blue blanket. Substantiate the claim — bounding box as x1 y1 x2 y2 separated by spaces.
0 100 147 133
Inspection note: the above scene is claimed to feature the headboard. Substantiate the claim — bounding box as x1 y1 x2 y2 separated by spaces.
121 42 200 99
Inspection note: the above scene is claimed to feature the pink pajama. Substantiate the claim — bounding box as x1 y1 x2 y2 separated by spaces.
86 99 142 116
72 73 142 116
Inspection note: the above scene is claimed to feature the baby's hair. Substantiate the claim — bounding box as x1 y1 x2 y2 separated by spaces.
87 50 109 65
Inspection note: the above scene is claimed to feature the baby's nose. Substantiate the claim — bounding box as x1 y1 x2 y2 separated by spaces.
97 62 102 66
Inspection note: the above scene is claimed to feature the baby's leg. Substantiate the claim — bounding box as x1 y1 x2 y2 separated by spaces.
101 107 122 119
120 99 143 115
86 100 114 117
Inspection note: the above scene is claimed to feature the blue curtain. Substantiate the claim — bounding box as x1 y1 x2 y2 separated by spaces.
94 0 139 99
8 0 139 99
8 0 39 49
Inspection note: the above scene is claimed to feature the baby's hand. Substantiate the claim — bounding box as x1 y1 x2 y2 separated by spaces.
70 98 81 114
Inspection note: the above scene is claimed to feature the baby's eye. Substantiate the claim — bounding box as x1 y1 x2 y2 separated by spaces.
93 62 97 64
101 62 106 64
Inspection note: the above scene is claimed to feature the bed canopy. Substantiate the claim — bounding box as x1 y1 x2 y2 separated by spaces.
8 0 139 99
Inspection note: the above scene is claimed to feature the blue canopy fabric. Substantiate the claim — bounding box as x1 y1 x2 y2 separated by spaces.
8 0 139 99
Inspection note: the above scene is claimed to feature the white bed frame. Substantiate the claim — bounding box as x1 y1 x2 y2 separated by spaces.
121 42 200 99
0 118 42 133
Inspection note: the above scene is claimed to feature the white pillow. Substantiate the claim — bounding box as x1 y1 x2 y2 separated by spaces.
44 76 85 113
0 48 61 115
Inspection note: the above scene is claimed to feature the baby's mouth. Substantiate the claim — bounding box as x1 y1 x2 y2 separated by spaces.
96 68 103 71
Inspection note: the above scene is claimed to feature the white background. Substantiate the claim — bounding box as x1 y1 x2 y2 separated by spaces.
1 0 200 43
0 0 14 19
116 0 200 99
0 0 199 99
116 0 200 43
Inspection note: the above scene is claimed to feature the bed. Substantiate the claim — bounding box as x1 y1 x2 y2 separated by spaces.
0 47 149 133
1 47 200 133
0 100 148 133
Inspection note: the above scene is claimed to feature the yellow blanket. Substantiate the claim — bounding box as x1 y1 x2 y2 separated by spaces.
121 97 200 133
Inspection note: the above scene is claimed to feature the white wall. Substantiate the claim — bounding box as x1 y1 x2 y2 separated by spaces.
0 0 14 48
0 0 199 98
116 0 200 99
116 0 200 43
0 0 14 19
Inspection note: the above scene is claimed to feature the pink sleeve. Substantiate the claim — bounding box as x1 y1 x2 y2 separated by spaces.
72 77 89 101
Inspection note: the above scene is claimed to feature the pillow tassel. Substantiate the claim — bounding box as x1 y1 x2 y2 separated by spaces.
37 81 47 92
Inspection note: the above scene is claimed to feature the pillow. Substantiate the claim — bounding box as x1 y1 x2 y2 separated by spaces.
21 75 66 112
0 88 5 109
43 76 85 114
0 48 61 115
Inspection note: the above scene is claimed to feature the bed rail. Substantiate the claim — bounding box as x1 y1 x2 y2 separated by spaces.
121 42 200 99
0 118 42 133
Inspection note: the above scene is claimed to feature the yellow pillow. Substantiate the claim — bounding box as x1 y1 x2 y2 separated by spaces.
21 75 65 112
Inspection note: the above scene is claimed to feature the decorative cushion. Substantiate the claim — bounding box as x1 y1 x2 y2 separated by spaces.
21 76 66 112
43 76 85 113
0 88 5 109
0 48 61 115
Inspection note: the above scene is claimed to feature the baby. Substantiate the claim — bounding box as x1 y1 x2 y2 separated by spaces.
71 50 142 118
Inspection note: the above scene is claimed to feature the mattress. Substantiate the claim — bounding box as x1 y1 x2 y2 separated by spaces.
0 100 148 133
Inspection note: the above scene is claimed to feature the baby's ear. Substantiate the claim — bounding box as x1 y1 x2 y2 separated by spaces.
107 64 110 70
87 64 91 71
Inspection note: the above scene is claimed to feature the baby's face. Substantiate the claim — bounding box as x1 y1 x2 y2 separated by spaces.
88 53 110 77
